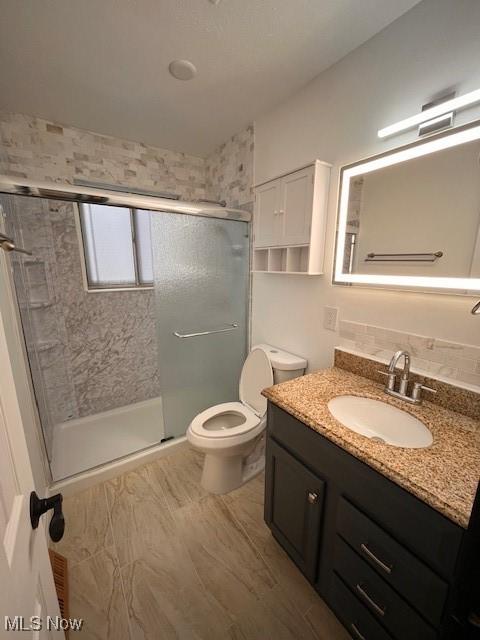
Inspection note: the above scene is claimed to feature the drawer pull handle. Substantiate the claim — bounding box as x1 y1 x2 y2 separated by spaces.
307 492 318 504
360 543 392 574
356 583 386 617
350 623 367 640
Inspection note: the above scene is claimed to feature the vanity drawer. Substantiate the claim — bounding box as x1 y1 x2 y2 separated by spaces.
337 498 448 627
333 536 436 640
328 572 393 640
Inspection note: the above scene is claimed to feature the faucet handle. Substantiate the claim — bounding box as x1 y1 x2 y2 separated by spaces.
413 381 437 393
411 381 437 402
377 370 396 390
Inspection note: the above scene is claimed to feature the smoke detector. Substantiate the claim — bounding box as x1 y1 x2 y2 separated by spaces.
168 60 197 81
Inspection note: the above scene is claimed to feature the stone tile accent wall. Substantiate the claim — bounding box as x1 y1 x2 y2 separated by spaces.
0 112 205 200
205 124 254 209
339 319 480 388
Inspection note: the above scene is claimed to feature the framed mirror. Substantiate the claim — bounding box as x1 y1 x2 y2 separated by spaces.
333 120 480 294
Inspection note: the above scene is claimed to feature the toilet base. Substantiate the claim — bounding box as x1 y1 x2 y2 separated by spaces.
200 451 265 494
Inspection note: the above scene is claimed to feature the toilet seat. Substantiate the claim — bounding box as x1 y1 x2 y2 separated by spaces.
190 402 261 439
189 348 274 441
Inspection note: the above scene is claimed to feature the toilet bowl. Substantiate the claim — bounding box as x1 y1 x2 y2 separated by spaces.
187 344 307 494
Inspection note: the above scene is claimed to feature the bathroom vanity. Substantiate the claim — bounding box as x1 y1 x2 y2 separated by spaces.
263 357 480 640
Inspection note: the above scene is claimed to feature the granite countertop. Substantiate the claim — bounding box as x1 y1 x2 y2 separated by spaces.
262 367 480 529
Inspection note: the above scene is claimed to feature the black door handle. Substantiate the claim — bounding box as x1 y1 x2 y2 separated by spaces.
30 491 65 542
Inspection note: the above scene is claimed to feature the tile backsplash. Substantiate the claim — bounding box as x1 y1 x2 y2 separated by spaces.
339 320 480 389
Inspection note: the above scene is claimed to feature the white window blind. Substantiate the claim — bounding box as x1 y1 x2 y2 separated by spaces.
79 204 153 289
134 209 154 284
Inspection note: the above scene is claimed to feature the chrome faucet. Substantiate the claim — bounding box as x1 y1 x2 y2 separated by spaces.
389 350 410 395
378 350 436 405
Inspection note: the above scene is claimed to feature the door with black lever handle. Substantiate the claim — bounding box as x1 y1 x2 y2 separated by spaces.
30 491 65 542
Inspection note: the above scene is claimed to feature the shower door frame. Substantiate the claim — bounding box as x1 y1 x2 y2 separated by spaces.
0 176 252 486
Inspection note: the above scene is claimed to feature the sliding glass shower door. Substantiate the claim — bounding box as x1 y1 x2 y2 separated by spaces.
151 211 249 439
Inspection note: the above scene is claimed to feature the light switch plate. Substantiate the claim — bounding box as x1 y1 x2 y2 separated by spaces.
324 306 338 331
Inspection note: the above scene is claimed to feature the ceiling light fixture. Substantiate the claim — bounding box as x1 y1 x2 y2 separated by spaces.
168 59 197 81
378 88 480 138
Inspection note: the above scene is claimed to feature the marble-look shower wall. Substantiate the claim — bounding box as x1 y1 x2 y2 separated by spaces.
205 124 254 210
0 112 206 199
4 194 162 456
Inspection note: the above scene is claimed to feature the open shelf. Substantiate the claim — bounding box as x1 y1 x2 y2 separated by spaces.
286 246 309 273
268 248 287 272
253 249 268 271
253 245 318 274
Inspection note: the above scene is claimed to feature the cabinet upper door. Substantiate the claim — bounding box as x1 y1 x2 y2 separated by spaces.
254 180 280 248
278 166 314 246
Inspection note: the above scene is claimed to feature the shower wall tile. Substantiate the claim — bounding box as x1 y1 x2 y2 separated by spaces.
0 111 206 200
338 319 480 388
49 200 161 418
205 124 254 209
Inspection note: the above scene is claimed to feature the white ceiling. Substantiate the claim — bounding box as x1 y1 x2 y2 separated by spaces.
0 0 421 157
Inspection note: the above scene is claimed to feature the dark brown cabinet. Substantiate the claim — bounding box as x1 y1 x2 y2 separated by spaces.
264 402 480 640
264 438 325 581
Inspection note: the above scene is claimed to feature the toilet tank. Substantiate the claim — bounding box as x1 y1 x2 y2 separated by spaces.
253 344 308 384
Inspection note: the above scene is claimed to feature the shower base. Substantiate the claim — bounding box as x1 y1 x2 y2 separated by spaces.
50 396 165 481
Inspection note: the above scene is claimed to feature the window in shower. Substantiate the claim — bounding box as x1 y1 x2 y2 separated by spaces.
78 203 154 289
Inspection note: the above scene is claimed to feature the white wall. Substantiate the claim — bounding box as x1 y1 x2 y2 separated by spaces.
252 0 480 371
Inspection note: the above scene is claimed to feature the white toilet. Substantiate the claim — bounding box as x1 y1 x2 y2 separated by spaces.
187 343 307 494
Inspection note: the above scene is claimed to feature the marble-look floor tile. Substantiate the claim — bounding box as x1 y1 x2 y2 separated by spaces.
304 599 351 640
233 585 319 640
173 494 277 620
151 447 208 512
69 547 130 640
105 461 172 549
51 483 112 565
223 473 318 616
122 545 232 640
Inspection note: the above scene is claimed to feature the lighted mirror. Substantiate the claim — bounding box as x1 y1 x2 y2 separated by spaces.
334 121 480 293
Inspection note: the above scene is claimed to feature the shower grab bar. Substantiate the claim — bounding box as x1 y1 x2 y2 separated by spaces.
173 323 238 339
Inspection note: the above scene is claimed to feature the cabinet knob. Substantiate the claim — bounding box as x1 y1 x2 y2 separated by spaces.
307 492 318 504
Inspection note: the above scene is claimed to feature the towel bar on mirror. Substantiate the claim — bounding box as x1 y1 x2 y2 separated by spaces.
365 251 443 262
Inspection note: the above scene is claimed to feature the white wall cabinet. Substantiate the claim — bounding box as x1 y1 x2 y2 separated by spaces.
253 160 331 274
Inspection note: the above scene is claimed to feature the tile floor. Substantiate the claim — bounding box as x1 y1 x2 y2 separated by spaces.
52 446 349 640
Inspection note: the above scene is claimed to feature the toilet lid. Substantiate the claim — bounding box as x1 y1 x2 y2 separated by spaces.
239 348 273 417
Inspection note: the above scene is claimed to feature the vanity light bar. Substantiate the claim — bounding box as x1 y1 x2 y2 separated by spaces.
335 122 480 292
377 88 480 138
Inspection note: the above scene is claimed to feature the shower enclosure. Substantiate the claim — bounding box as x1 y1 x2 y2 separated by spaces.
0 183 250 481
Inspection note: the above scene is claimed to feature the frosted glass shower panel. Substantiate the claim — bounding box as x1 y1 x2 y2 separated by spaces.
151 212 249 439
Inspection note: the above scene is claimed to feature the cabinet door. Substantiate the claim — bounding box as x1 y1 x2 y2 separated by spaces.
278 166 314 245
265 438 325 582
254 180 280 247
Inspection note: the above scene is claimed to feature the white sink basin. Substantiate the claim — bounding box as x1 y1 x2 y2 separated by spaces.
327 395 433 448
